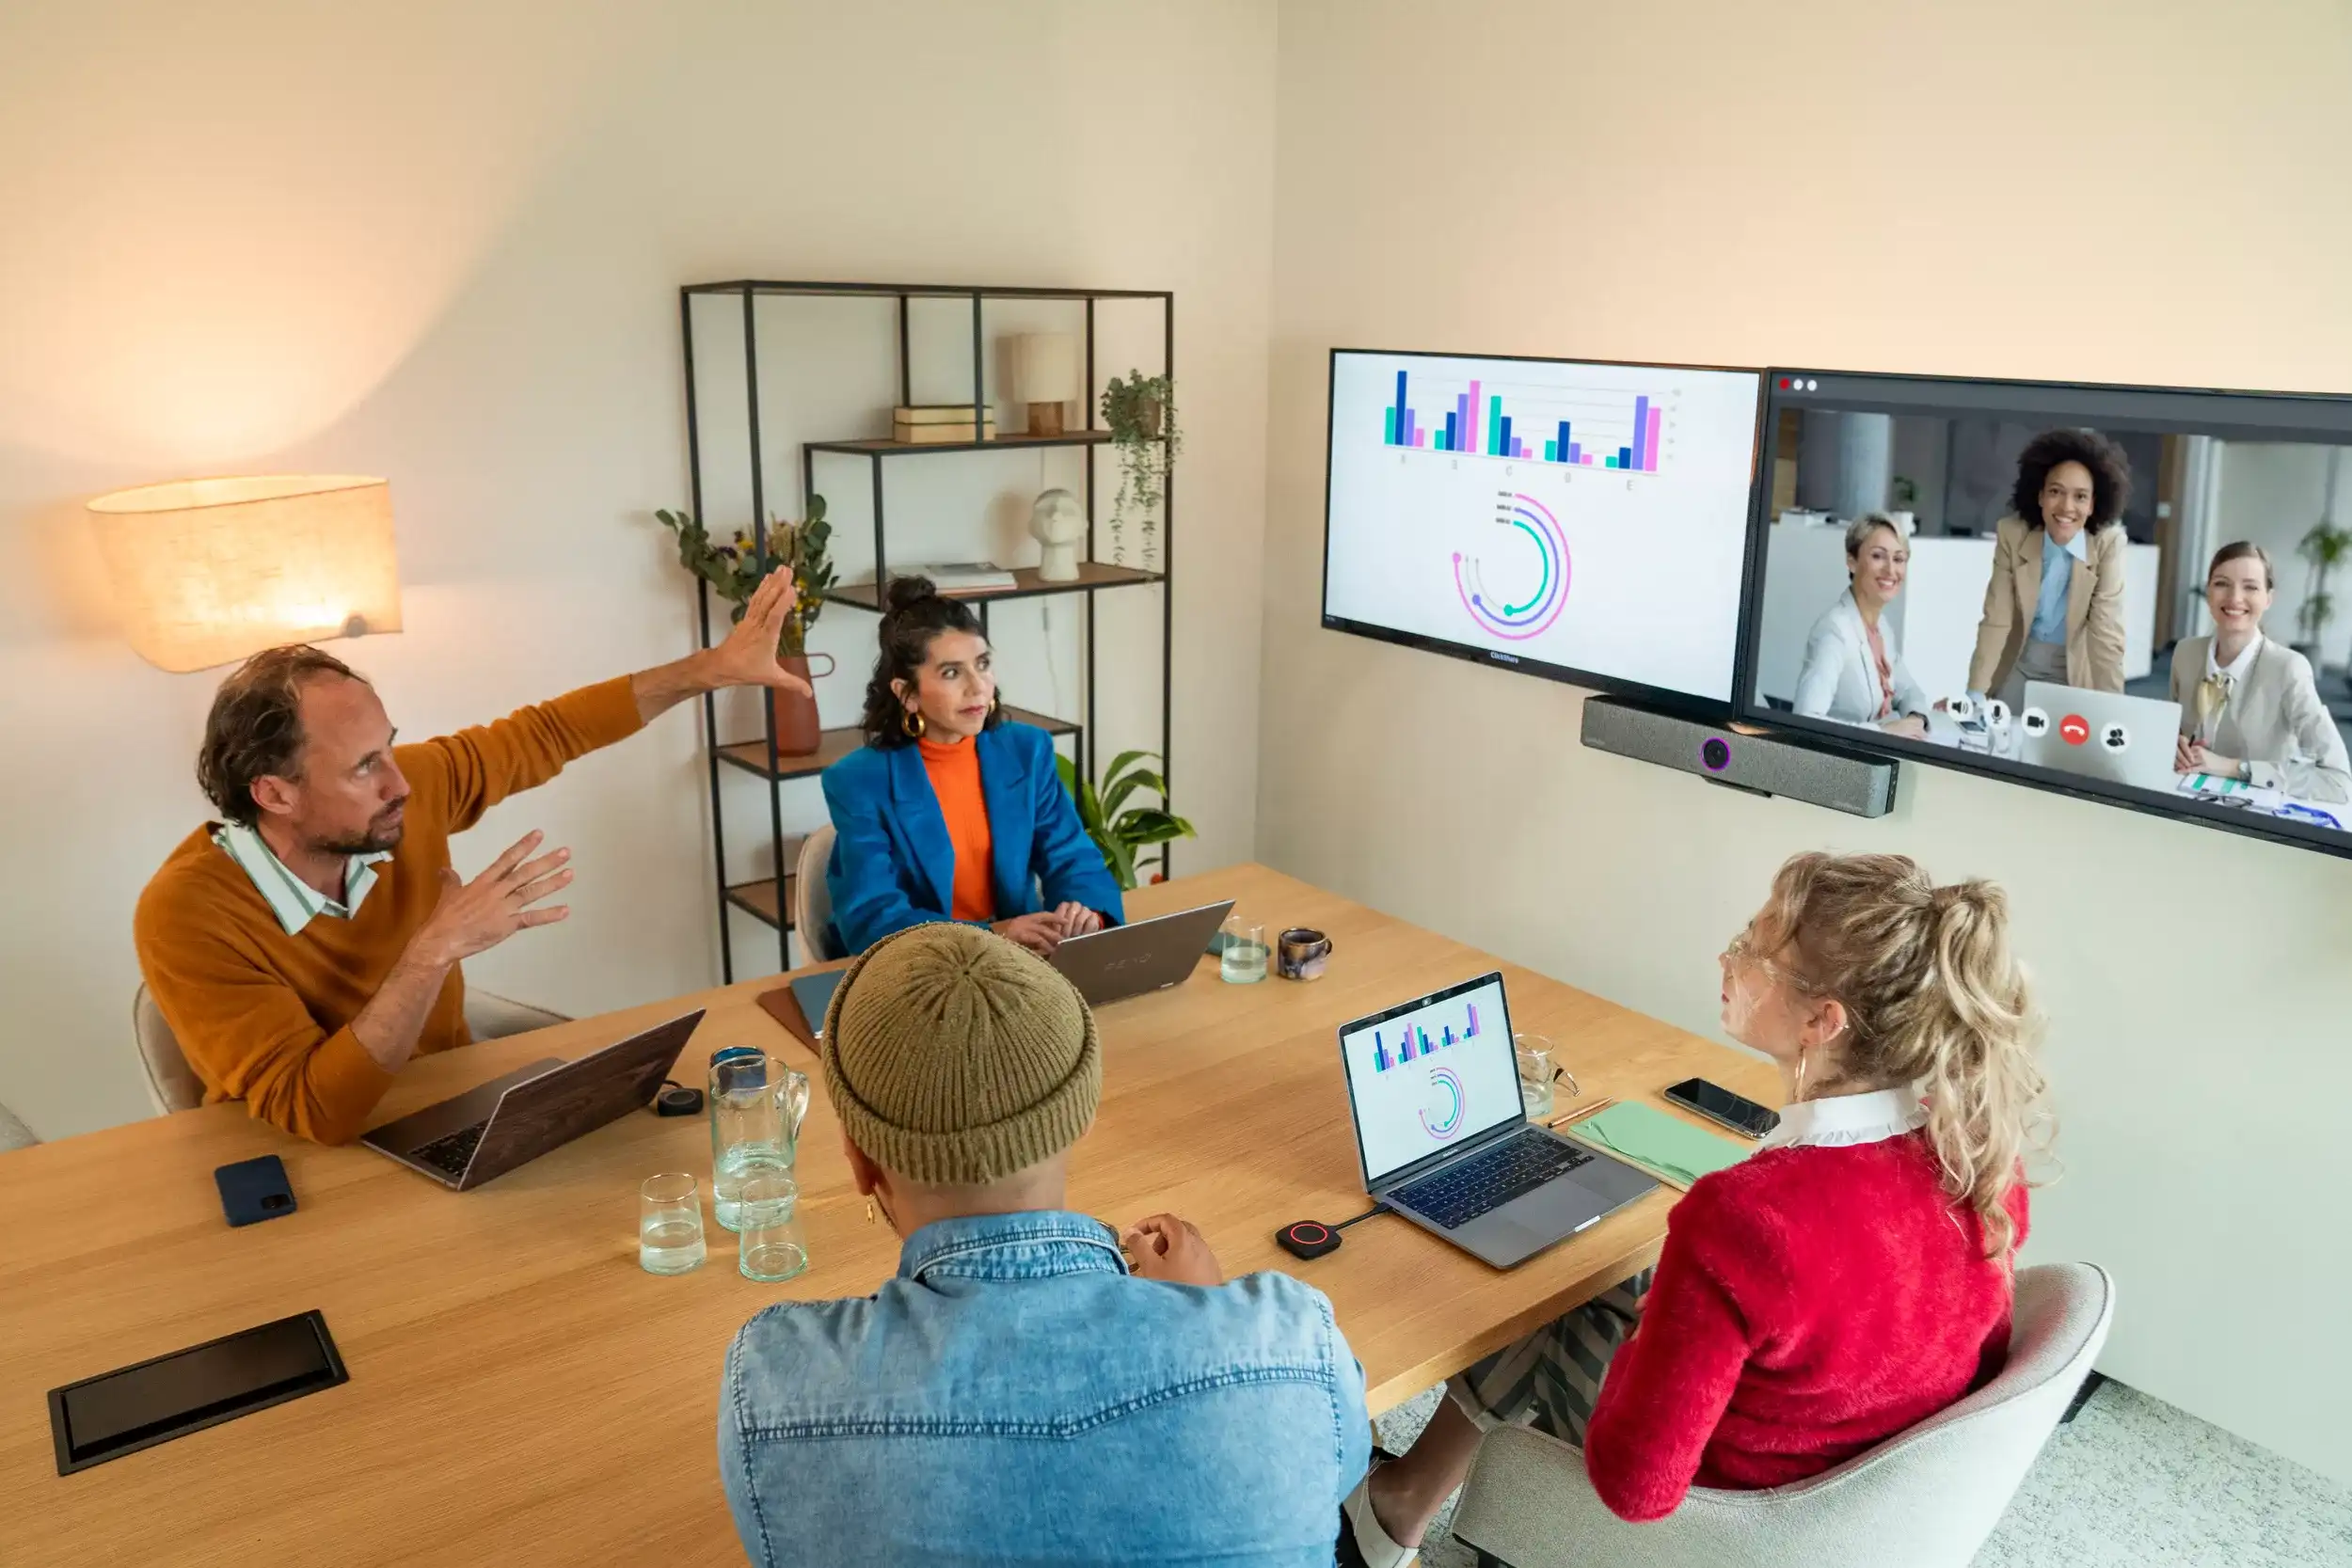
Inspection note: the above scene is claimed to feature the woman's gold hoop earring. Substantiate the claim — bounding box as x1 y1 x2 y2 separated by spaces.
1794 1047 1810 1102
901 707 926 738
865 1196 876 1225
989 692 1001 717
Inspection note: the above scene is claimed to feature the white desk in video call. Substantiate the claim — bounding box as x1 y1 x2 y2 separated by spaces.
1754 518 2164 709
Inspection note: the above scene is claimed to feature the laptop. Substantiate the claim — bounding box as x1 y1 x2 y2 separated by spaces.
360 1010 704 1190
1049 899 1235 1006
2020 681 2182 794
1337 974 1657 1268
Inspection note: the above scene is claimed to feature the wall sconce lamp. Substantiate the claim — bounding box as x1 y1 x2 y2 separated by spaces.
87 474 403 673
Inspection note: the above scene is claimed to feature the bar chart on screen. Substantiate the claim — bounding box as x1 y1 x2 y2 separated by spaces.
1381 365 1672 472
1370 996 1483 1072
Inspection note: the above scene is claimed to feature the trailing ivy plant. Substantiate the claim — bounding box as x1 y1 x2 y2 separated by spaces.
1056 750 1193 890
1100 371 1179 568
653 498 834 656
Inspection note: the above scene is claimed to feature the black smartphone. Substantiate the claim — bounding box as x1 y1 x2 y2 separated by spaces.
1663 1077 1780 1140
215 1155 296 1227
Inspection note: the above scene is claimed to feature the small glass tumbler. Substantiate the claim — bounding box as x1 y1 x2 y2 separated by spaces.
639 1172 707 1275
1220 918 1268 984
1515 1034 1561 1120
737 1172 809 1283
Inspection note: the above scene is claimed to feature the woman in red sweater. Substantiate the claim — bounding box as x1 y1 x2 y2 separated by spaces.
1344 852 2049 1563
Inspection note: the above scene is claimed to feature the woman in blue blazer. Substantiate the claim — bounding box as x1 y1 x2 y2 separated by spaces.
820 577 1122 958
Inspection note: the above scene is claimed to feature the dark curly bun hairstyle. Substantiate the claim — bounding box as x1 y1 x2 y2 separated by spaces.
859 576 1005 749
2010 427 2131 533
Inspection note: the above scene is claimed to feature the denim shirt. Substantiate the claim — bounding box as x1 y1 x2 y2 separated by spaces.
720 1210 1370 1567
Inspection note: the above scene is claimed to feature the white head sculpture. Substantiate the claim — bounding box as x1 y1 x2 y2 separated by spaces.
1029 487 1086 582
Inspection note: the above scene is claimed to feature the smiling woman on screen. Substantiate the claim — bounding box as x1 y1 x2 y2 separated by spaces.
1964 427 2132 709
1793 513 1931 739
2169 541 2351 801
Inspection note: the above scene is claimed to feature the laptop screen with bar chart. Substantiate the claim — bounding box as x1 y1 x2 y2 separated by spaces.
1338 973 1522 1186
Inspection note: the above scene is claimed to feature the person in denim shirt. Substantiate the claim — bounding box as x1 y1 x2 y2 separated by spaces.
719 921 1370 1567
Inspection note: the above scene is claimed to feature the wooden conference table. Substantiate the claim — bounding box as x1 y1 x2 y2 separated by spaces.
0 864 1774 1566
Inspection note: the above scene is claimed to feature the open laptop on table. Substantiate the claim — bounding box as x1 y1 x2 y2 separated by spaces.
360 1009 704 1190
1050 899 1233 1006
2020 681 2182 794
1337 974 1656 1268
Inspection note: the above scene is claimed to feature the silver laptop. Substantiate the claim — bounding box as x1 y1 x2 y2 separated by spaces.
360 1010 704 1190
2021 681 2182 794
1049 900 1234 1006
1338 974 1657 1268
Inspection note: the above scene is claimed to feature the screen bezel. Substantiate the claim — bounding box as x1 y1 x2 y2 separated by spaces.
1734 365 2352 864
1321 347 1770 718
1336 970 1521 1192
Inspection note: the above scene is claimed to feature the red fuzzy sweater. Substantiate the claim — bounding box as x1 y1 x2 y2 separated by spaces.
1583 1131 2027 1522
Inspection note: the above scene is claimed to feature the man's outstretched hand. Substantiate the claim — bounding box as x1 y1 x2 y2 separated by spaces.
706 568 814 696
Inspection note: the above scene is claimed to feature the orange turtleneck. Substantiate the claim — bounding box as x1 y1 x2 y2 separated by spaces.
916 734 994 922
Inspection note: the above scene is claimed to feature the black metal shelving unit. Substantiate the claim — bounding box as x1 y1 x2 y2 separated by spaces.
680 279 1175 981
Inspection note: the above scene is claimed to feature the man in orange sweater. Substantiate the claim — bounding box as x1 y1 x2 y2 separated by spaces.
135 570 809 1145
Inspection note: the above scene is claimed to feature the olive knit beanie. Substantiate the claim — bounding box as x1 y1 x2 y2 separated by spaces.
820 921 1100 1185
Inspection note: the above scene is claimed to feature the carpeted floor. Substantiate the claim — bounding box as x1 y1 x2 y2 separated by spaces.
1371 1378 2352 1567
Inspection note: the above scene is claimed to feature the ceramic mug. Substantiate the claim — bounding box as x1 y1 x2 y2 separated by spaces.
1277 927 1333 981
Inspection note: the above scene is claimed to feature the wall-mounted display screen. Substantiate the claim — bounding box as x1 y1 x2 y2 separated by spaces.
1323 350 1764 705
1740 368 2352 858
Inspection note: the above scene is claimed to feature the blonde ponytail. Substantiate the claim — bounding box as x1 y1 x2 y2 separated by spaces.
1756 854 2051 1259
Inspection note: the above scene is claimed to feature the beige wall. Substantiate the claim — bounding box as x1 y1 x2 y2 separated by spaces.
0 0 1278 1137
1264 0 2352 1484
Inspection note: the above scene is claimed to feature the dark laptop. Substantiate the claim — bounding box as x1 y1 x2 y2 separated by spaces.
1049 900 1234 1006
359 1010 704 1190
1337 974 1655 1267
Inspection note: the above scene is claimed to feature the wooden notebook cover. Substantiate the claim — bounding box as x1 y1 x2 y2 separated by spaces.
755 986 818 1059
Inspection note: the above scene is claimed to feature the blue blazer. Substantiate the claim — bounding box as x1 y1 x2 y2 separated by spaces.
819 721 1123 958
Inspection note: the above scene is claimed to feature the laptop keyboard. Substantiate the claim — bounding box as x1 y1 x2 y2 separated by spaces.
412 1122 487 1180
1393 1131 1593 1230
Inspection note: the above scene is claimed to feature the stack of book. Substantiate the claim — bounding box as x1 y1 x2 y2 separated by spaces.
893 404 997 444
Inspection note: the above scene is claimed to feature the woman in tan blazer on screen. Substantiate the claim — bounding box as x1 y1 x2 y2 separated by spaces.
2170 541 2351 802
1965 428 2132 709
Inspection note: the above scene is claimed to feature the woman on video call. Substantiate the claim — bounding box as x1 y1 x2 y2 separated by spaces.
1965 427 2132 709
2169 541 2351 802
1793 513 1932 738
819 577 1121 959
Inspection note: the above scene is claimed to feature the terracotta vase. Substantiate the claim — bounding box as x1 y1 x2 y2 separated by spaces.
768 652 834 756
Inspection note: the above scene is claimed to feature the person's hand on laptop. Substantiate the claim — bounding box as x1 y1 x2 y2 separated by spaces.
1122 1214 1224 1288
993 911 1065 958
1052 901 1104 939
416 830 576 966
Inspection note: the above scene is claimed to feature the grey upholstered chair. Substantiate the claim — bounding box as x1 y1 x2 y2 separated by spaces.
792 824 838 962
1449 1261 2115 1568
134 982 570 1117
0 1101 38 1152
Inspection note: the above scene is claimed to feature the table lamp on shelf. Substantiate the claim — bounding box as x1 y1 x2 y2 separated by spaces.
87 474 404 673
1010 333 1080 438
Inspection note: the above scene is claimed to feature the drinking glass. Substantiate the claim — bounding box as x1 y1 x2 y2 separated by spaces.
709 1050 811 1232
639 1173 707 1275
737 1173 809 1283
1515 1034 1562 1120
1220 918 1268 984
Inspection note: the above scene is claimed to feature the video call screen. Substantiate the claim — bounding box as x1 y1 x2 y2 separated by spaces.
1740 370 2352 853
1324 350 1762 704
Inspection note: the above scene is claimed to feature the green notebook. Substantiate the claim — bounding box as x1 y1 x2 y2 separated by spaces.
1561 1101 1753 1188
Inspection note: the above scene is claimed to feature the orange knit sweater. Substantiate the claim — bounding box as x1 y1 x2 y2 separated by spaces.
916 734 995 922
134 678 644 1144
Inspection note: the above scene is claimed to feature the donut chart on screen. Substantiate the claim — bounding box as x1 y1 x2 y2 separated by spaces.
1454 491 1570 641
1418 1066 1466 1140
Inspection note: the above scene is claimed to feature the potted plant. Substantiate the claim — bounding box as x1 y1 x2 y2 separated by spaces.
1056 750 1194 891
2292 516 2351 667
654 498 836 754
1100 371 1180 568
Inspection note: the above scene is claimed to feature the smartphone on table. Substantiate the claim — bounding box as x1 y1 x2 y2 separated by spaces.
1662 1076 1780 1140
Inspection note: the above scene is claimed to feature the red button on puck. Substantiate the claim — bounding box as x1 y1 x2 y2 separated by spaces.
2058 714 2090 746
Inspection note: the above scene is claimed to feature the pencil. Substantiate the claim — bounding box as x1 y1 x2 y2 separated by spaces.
1548 1096 1615 1129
